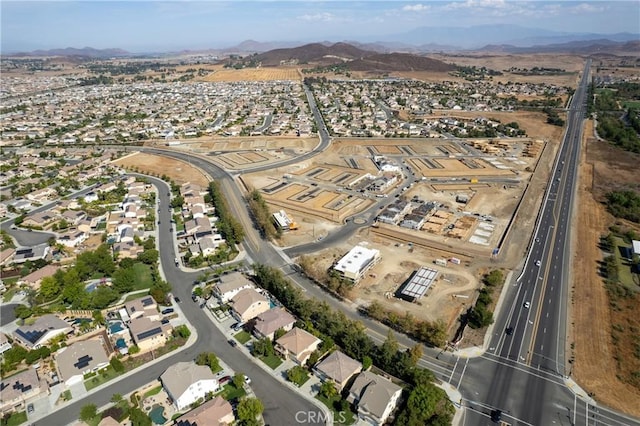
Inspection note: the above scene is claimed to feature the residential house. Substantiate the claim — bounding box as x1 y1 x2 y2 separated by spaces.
198 235 225 256
314 351 363 391
0 248 15 266
56 339 110 385
174 396 235 426
56 230 88 248
22 211 57 228
124 296 159 321
346 371 403 426
112 241 143 259
252 308 296 341
25 187 58 203
129 317 172 352
12 243 50 264
399 214 425 230
275 327 321 365
214 272 255 303
97 417 121 426
230 288 270 323
0 333 12 354
13 314 72 349
0 369 49 414
18 264 60 289
160 362 219 411
61 209 86 225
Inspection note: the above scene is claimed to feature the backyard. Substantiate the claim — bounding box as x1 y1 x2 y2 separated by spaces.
315 394 356 425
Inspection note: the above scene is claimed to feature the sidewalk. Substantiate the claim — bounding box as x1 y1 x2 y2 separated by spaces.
202 302 333 425
27 321 200 425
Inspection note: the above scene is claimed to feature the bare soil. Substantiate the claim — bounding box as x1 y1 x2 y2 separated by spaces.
112 152 210 186
571 120 640 417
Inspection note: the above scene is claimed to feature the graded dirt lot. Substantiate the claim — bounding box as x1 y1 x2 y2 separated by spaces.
300 229 480 329
571 120 640 417
112 152 210 186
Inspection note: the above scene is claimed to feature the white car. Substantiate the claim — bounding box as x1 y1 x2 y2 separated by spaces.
244 375 251 384
535 260 541 267
524 302 531 309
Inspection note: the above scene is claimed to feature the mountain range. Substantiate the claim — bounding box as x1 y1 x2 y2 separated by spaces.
4 24 638 58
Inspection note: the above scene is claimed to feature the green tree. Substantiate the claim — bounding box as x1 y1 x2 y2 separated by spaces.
110 356 125 373
286 366 308 385
319 380 338 399
39 276 61 301
112 267 136 293
237 398 264 423
129 407 152 426
137 249 159 265
14 305 33 319
79 403 98 423
362 355 373 371
110 393 123 404
173 325 191 339
233 373 245 390
378 330 399 370
252 337 274 357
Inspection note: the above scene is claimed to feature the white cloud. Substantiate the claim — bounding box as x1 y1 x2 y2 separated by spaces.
569 3 606 14
402 4 431 12
298 12 338 22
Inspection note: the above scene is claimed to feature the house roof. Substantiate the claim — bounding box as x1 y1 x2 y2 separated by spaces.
160 362 217 400
56 339 109 380
216 272 254 295
20 264 61 284
124 296 157 317
14 314 71 347
230 288 267 315
347 371 402 419
315 351 362 384
129 317 170 344
253 308 296 337
276 327 321 356
0 368 45 403
174 396 233 426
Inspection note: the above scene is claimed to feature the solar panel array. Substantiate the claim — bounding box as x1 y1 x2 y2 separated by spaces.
74 354 94 370
137 327 162 341
12 380 33 393
396 267 438 302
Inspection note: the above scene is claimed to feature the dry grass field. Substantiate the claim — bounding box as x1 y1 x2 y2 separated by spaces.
201 66 301 82
570 120 640 417
112 152 210 186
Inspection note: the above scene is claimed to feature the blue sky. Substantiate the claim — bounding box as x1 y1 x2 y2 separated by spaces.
2 1 639 53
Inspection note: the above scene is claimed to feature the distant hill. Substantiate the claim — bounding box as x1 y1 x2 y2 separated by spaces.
9 47 130 58
477 39 640 54
224 42 454 72
250 42 373 66
342 52 455 72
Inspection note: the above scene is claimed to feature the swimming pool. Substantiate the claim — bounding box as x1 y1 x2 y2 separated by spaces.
149 404 167 425
109 321 125 334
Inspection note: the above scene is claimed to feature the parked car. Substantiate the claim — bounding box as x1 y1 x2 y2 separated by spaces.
27 404 34 414
228 339 237 347
161 308 174 315
219 375 232 385
244 375 251 384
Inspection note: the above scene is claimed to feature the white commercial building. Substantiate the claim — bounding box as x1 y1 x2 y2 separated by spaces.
333 245 381 284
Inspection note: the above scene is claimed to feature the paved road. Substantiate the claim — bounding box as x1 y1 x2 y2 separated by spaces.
35 176 323 426
34 61 640 425
453 59 639 426
0 183 101 246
